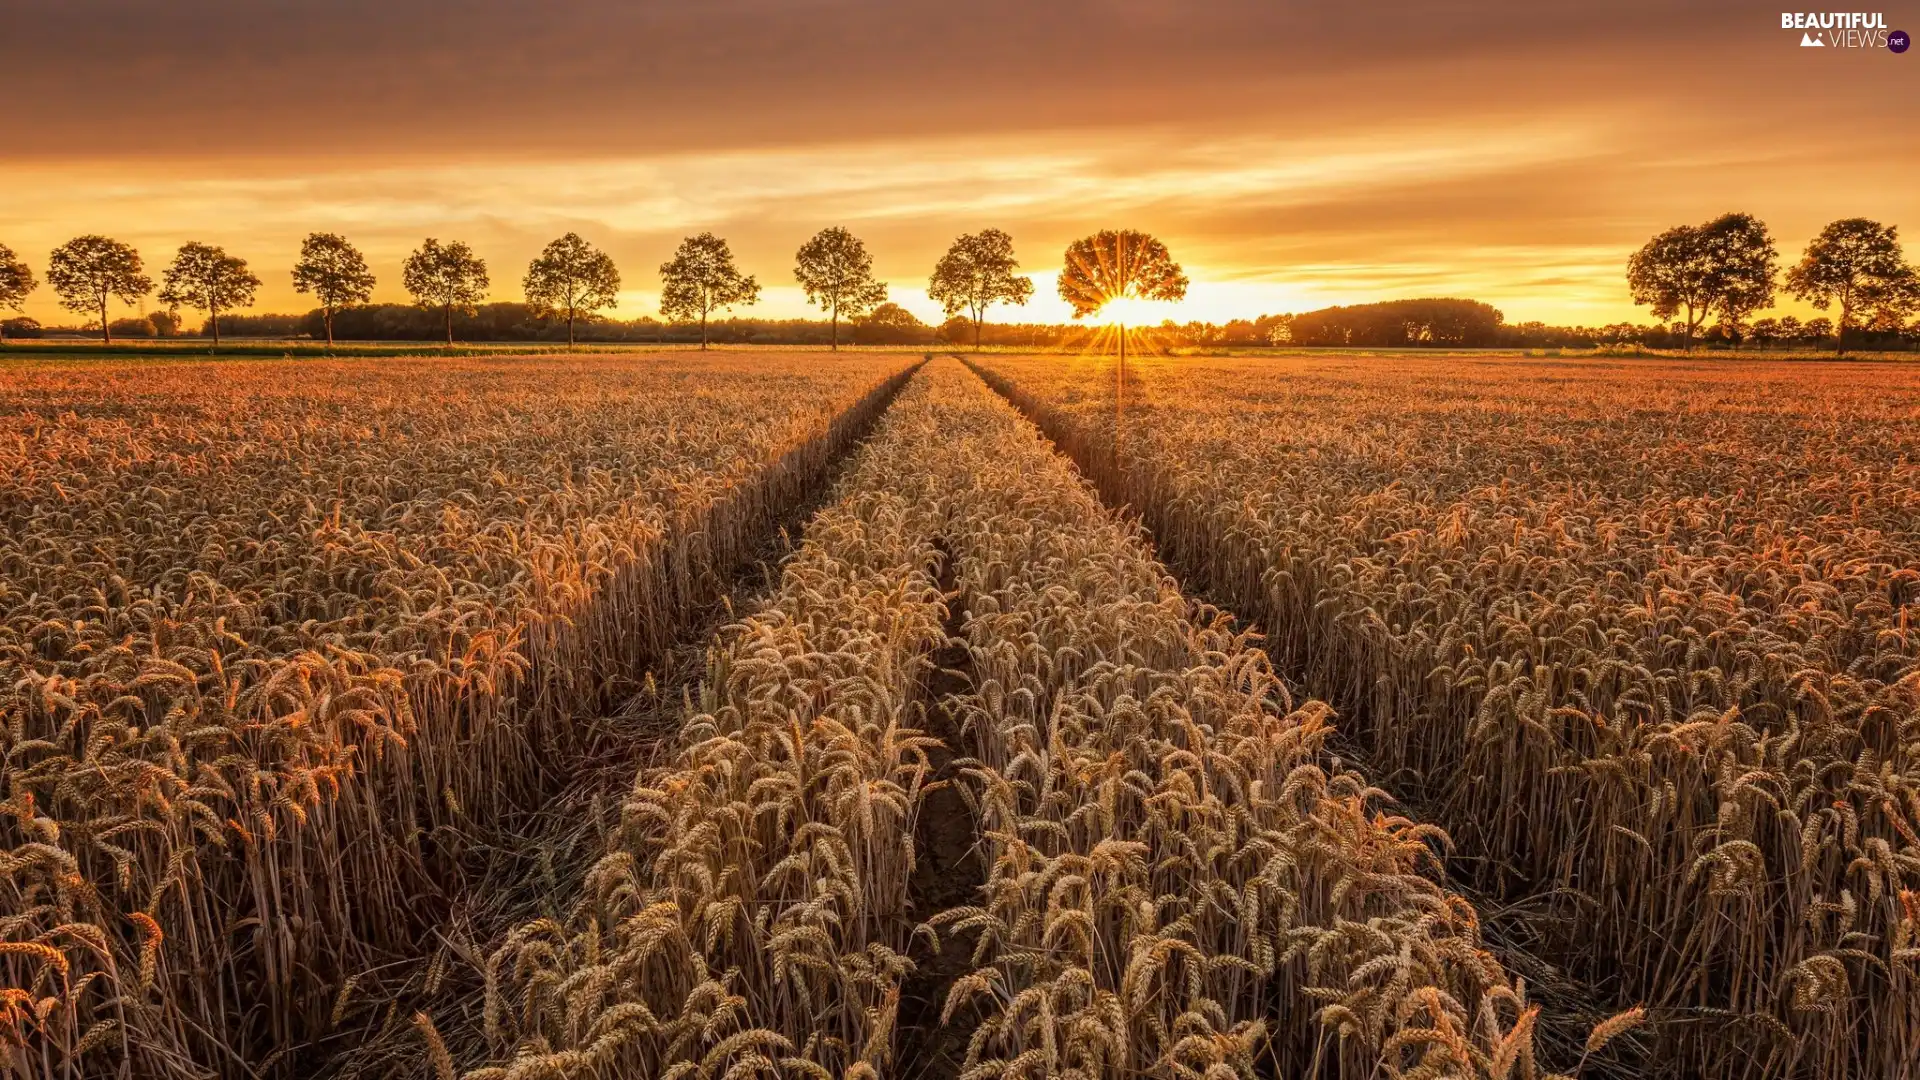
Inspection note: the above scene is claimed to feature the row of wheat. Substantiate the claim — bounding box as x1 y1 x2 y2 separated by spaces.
474 363 964 1078
926 360 1566 1078
473 358 1574 1078
975 353 1920 1079
0 354 913 1076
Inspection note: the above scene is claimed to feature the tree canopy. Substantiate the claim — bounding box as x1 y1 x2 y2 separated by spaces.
928 228 1034 350
159 242 262 348
1288 298 1505 347
1786 218 1918 352
1627 226 1714 349
47 235 153 344
523 233 621 349
1701 213 1778 336
852 301 932 345
659 233 760 350
1057 230 1188 320
0 244 34 340
794 227 887 350
1627 213 1777 350
403 238 490 344
292 233 376 346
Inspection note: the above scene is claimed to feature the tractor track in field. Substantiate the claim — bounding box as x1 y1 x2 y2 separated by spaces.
315 360 925 1080
894 539 987 1080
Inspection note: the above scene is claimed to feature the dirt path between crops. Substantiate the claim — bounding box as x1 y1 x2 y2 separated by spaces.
893 540 986 1080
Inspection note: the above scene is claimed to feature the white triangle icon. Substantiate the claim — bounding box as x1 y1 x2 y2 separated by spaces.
1801 31 1824 45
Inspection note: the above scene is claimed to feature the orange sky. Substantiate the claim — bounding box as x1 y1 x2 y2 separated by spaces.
2 1 1915 328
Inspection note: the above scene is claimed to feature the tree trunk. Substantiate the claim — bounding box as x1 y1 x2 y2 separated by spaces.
1837 296 1852 356
101 294 111 345
210 302 220 351
974 311 982 352
1115 324 1126 463
831 305 839 351
700 310 709 350
445 303 454 346
567 309 576 351
325 307 335 348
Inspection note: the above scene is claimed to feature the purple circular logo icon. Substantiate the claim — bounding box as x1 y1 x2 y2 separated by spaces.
1892 29 1912 52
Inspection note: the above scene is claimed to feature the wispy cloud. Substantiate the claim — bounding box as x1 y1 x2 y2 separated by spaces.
1 0 1914 329
0 119 1637 324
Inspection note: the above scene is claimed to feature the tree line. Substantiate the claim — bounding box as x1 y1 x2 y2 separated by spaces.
5 215 1916 353
184 304 971 347
1279 299 1505 347
1627 214 1919 354
0 225 1051 351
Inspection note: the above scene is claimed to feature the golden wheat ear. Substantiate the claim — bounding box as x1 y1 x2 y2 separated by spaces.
415 1011 455 1080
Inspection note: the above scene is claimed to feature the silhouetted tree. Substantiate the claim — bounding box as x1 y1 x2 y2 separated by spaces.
47 235 152 344
1058 229 1187 451
1627 225 1715 351
794 227 886 350
1287 298 1503 347
1701 213 1777 339
524 232 620 350
0 243 33 344
292 233 376 347
1871 274 1920 334
928 228 1034 351
402 238 489 345
159 242 261 349
659 233 760 350
1787 218 1917 354
1057 229 1188 366
852 302 932 345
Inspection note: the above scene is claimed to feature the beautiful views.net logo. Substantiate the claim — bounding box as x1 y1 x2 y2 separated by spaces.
1781 11 1909 49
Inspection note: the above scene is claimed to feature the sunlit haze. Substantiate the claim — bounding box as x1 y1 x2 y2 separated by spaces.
1 1 1913 328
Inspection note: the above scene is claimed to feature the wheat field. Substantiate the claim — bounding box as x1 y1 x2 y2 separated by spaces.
0 353 912 1076
8 349 1911 1079
973 351 1920 1080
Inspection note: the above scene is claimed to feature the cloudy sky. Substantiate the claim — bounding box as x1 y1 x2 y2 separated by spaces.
1 0 1914 326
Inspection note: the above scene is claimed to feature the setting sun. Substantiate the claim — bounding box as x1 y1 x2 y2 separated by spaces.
1095 295 1175 327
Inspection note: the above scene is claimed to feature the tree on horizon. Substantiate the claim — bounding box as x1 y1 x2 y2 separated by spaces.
1786 218 1917 355
928 228 1034 351
854 301 931 344
47 235 152 345
794 227 886 351
403 238 490 346
293 233 376 348
159 242 262 350
1702 213 1777 340
659 233 760 350
1057 229 1188 365
1627 226 1714 351
1058 229 1187 453
0 243 34 344
1628 213 1777 351
524 232 621 350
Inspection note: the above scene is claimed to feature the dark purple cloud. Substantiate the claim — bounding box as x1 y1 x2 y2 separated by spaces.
4 0 1881 156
